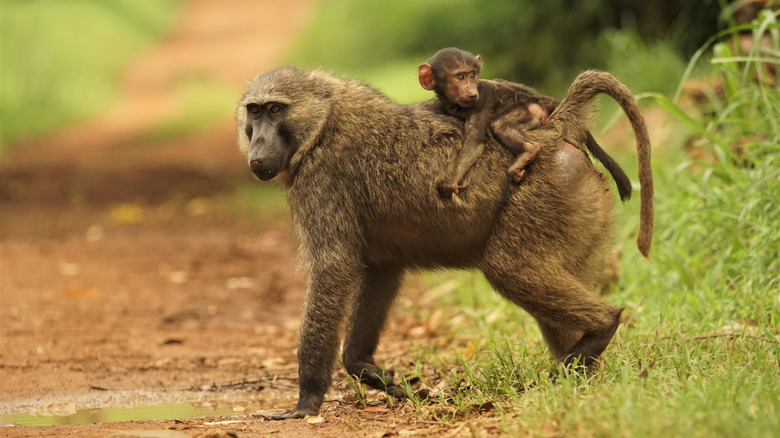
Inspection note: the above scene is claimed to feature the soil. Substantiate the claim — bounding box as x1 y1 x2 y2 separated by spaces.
0 1 475 436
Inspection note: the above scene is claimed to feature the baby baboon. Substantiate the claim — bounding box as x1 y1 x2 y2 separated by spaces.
419 47 632 201
236 67 652 419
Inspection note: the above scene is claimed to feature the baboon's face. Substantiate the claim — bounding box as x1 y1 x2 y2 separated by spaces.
237 68 333 182
240 100 293 181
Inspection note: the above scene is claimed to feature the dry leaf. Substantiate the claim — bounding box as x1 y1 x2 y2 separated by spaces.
110 203 145 224
361 407 390 412
306 415 325 424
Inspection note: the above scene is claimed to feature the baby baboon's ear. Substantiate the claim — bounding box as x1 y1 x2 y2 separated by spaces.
418 63 437 91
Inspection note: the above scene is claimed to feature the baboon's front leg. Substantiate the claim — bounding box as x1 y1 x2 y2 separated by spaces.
267 265 360 419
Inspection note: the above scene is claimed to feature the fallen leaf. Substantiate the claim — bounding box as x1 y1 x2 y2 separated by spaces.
110 203 145 224
306 415 325 424
58 262 80 276
226 277 256 290
203 420 245 426
167 271 188 284
361 407 390 412
464 338 484 359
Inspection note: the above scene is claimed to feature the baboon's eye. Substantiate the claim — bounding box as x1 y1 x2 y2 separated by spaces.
456 74 465 81
269 104 281 114
247 104 260 114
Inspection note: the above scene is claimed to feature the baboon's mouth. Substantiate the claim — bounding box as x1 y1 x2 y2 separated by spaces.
250 159 278 181
459 98 478 108
251 168 277 181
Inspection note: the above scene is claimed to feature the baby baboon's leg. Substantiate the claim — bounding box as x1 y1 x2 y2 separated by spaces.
506 141 541 183
490 107 544 183
342 265 406 398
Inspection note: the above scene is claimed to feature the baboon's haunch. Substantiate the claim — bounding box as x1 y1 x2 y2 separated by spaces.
419 47 633 202
236 67 653 419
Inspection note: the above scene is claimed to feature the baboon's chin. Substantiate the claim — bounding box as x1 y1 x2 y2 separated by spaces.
251 168 278 181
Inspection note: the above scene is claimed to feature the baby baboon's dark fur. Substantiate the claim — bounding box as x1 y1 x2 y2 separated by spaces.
236 67 653 419
420 47 633 202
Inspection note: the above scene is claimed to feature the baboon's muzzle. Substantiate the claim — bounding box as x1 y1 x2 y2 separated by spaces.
250 158 277 181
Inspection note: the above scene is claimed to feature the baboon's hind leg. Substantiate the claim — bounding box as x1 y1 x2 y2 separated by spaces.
537 322 583 361
342 265 406 398
482 256 623 367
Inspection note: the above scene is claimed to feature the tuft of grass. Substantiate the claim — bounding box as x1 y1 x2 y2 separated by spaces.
0 0 182 149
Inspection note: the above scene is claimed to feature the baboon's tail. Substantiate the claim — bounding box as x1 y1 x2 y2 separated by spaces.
551 70 654 259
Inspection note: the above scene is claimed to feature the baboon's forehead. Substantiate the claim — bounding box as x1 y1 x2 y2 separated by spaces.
242 68 334 104
430 48 479 71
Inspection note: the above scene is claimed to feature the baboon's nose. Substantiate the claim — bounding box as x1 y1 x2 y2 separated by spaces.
250 158 266 177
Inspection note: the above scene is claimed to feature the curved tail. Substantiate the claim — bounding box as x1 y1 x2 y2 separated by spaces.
551 70 654 259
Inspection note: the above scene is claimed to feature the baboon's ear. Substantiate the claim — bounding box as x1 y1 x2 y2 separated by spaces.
475 55 483 71
418 64 436 90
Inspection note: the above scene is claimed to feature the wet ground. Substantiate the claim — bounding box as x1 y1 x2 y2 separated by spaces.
0 1 467 436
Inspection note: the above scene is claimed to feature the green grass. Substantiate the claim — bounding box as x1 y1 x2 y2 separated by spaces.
0 0 182 149
390 9 780 437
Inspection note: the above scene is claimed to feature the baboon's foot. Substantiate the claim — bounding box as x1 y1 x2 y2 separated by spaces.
563 308 623 367
509 168 526 183
346 359 407 399
263 408 317 420
437 181 460 198
260 393 322 420
508 146 540 184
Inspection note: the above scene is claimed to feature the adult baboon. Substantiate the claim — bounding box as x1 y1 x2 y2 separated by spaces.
236 67 653 419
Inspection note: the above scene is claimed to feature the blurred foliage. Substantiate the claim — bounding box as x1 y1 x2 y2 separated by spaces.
0 0 182 149
138 73 237 143
287 0 721 94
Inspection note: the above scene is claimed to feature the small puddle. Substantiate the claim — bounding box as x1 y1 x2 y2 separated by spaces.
1 403 243 427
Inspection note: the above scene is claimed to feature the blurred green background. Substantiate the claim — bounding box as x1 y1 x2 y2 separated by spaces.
0 0 725 150
0 0 182 149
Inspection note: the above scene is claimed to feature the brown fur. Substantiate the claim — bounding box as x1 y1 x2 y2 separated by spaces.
236 67 652 419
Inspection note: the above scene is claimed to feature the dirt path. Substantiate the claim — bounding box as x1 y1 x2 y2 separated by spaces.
0 1 461 436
